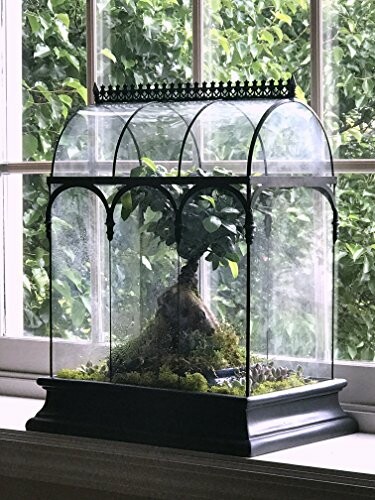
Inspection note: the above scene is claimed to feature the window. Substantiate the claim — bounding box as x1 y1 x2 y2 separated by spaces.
1 0 374 418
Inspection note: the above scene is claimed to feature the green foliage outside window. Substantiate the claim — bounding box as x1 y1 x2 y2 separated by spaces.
21 1 375 361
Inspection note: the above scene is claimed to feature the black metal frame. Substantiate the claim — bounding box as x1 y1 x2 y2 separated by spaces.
94 78 296 104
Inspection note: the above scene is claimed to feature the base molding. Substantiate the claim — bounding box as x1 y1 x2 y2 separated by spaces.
27 377 357 456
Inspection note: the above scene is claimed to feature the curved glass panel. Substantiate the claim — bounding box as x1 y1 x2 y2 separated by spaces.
115 101 209 176
52 104 143 176
249 101 333 176
179 100 272 176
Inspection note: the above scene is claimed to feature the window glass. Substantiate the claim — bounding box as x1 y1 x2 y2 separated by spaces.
324 0 375 158
96 0 193 85
23 174 49 337
203 0 310 97
22 0 86 161
336 174 375 361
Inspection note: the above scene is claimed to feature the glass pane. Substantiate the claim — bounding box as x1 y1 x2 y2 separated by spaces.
204 1 310 96
50 187 110 373
336 174 375 361
22 0 86 161
97 0 193 85
324 0 375 159
23 174 49 337
250 187 333 393
110 187 179 385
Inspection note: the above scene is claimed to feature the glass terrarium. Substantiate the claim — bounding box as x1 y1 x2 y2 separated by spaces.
27 80 357 456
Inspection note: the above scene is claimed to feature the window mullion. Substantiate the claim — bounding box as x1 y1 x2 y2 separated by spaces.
310 0 323 118
86 0 97 105
192 0 204 83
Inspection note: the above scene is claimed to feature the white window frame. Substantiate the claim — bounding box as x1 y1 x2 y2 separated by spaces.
0 0 375 429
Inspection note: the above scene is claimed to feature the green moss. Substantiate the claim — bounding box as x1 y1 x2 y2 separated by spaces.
56 323 313 397
111 367 209 393
56 368 107 382
251 374 312 395
111 321 245 379
56 360 108 382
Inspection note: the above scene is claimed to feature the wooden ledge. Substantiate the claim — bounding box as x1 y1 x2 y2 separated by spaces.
1 429 375 499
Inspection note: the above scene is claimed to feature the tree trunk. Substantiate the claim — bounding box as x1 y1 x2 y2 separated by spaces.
155 259 219 335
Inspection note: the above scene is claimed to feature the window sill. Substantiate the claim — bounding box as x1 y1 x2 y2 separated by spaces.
1 396 375 499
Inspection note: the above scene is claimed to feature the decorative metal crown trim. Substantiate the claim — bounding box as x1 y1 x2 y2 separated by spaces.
93 78 296 104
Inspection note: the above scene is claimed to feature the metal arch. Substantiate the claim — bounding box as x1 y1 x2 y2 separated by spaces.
247 100 287 177
297 100 335 176
250 183 338 243
101 104 143 177
112 102 154 176
312 185 339 242
108 183 178 239
250 183 337 215
46 183 110 239
110 183 178 213
247 99 335 178
163 102 203 172
178 183 247 215
177 101 218 177
176 183 248 243
112 101 203 177
228 101 268 172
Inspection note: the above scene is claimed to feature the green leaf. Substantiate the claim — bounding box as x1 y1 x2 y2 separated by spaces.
141 157 157 171
223 223 237 234
26 13 41 35
23 134 38 158
210 0 222 13
200 195 216 207
34 44 51 58
347 345 357 360
275 11 292 26
227 260 239 279
260 30 274 45
353 248 365 261
363 256 371 274
63 269 83 292
72 299 86 328
56 13 70 28
141 255 152 270
55 17 69 43
58 94 73 107
203 216 222 233
101 48 117 64
63 78 87 104
121 191 133 221
272 25 283 42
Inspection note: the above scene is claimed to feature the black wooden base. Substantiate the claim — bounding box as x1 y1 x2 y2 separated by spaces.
26 378 358 456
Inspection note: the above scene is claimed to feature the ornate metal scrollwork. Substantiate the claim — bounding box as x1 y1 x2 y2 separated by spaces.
93 78 296 104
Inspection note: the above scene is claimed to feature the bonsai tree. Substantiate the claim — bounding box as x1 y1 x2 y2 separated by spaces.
120 160 247 340
107 160 250 383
